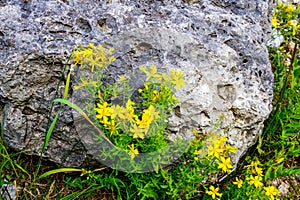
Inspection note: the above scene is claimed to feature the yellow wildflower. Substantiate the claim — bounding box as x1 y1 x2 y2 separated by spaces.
233 177 243 188
218 135 228 144
74 77 98 90
208 144 224 159
73 50 83 64
126 99 135 111
288 20 298 36
206 132 220 144
192 128 198 135
111 105 127 120
95 102 112 123
276 157 284 164
225 144 238 153
248 175 263 188
128 144 139 159
81 48 92 58
254 167 263 176
272 18 280 28
167 69 186 88
88 43 95 47
125 99 137 122
144 105 160 121
150 89 160 102
249 160 261 168
218 157 233 173
194 156 199 161
86 56 101 72
144 83 149 91
97 44 105 51
206 185 222 199
102 116 110 126
285 4 296 13
139 65 162 82
109 55 116 63
108 47 114 53
215 136 228 151
74 77 89 90
264 186 280 200
117 75 127 82
136 112 152 130
194 149 207 158
130 124 145 139
104 119 118 135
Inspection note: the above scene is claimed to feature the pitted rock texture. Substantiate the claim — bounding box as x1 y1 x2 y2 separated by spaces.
0 0 275 167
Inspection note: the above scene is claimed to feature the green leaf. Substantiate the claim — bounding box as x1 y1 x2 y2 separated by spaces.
274 164 283 178
64 72 72 100
53 98 85 115
265 166 273 180
293 66 300 79
289 168 300 176
60 187 92 200
0 179 10 186
14 163 29 176
256 136 265 155
39 168 82 179
41 111 60 153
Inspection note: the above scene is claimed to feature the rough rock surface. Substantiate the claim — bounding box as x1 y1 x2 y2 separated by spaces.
0 0 275 167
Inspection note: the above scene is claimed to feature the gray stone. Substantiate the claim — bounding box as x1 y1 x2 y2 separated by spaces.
0 180 18 200
0 0 275 168
267 29 284 48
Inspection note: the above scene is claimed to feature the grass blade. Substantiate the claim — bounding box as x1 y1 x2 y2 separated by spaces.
63 72 71 100
35 111 61 180
53 99 85 116
53 98 114 146
39 168 82 179
41 111 60 153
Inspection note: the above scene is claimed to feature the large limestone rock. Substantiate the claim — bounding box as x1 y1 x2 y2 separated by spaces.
0 0 275 167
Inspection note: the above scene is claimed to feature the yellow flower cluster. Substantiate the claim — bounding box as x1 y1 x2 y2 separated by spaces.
95 99 161 158
73 76 98 90
264 186 280 200
141 83 177 105
128 144 139 159
137 65 183 110
72 43 185 161
271 18 280 28
288 19 298 36
231 159 280 199
245 160 264 188
204 133 238 199
204 133 237 173
139 65 186 89
72 43 116 72
272 3 299 36
206 185 222 199
95 100 160 139
233 177 243 188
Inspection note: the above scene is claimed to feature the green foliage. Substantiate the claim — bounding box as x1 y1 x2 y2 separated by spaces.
49 43 237 199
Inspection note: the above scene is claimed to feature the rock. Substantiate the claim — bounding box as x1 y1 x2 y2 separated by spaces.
0 180 18 200
267 29 284 48
0 0 275 168
272 175 300 199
